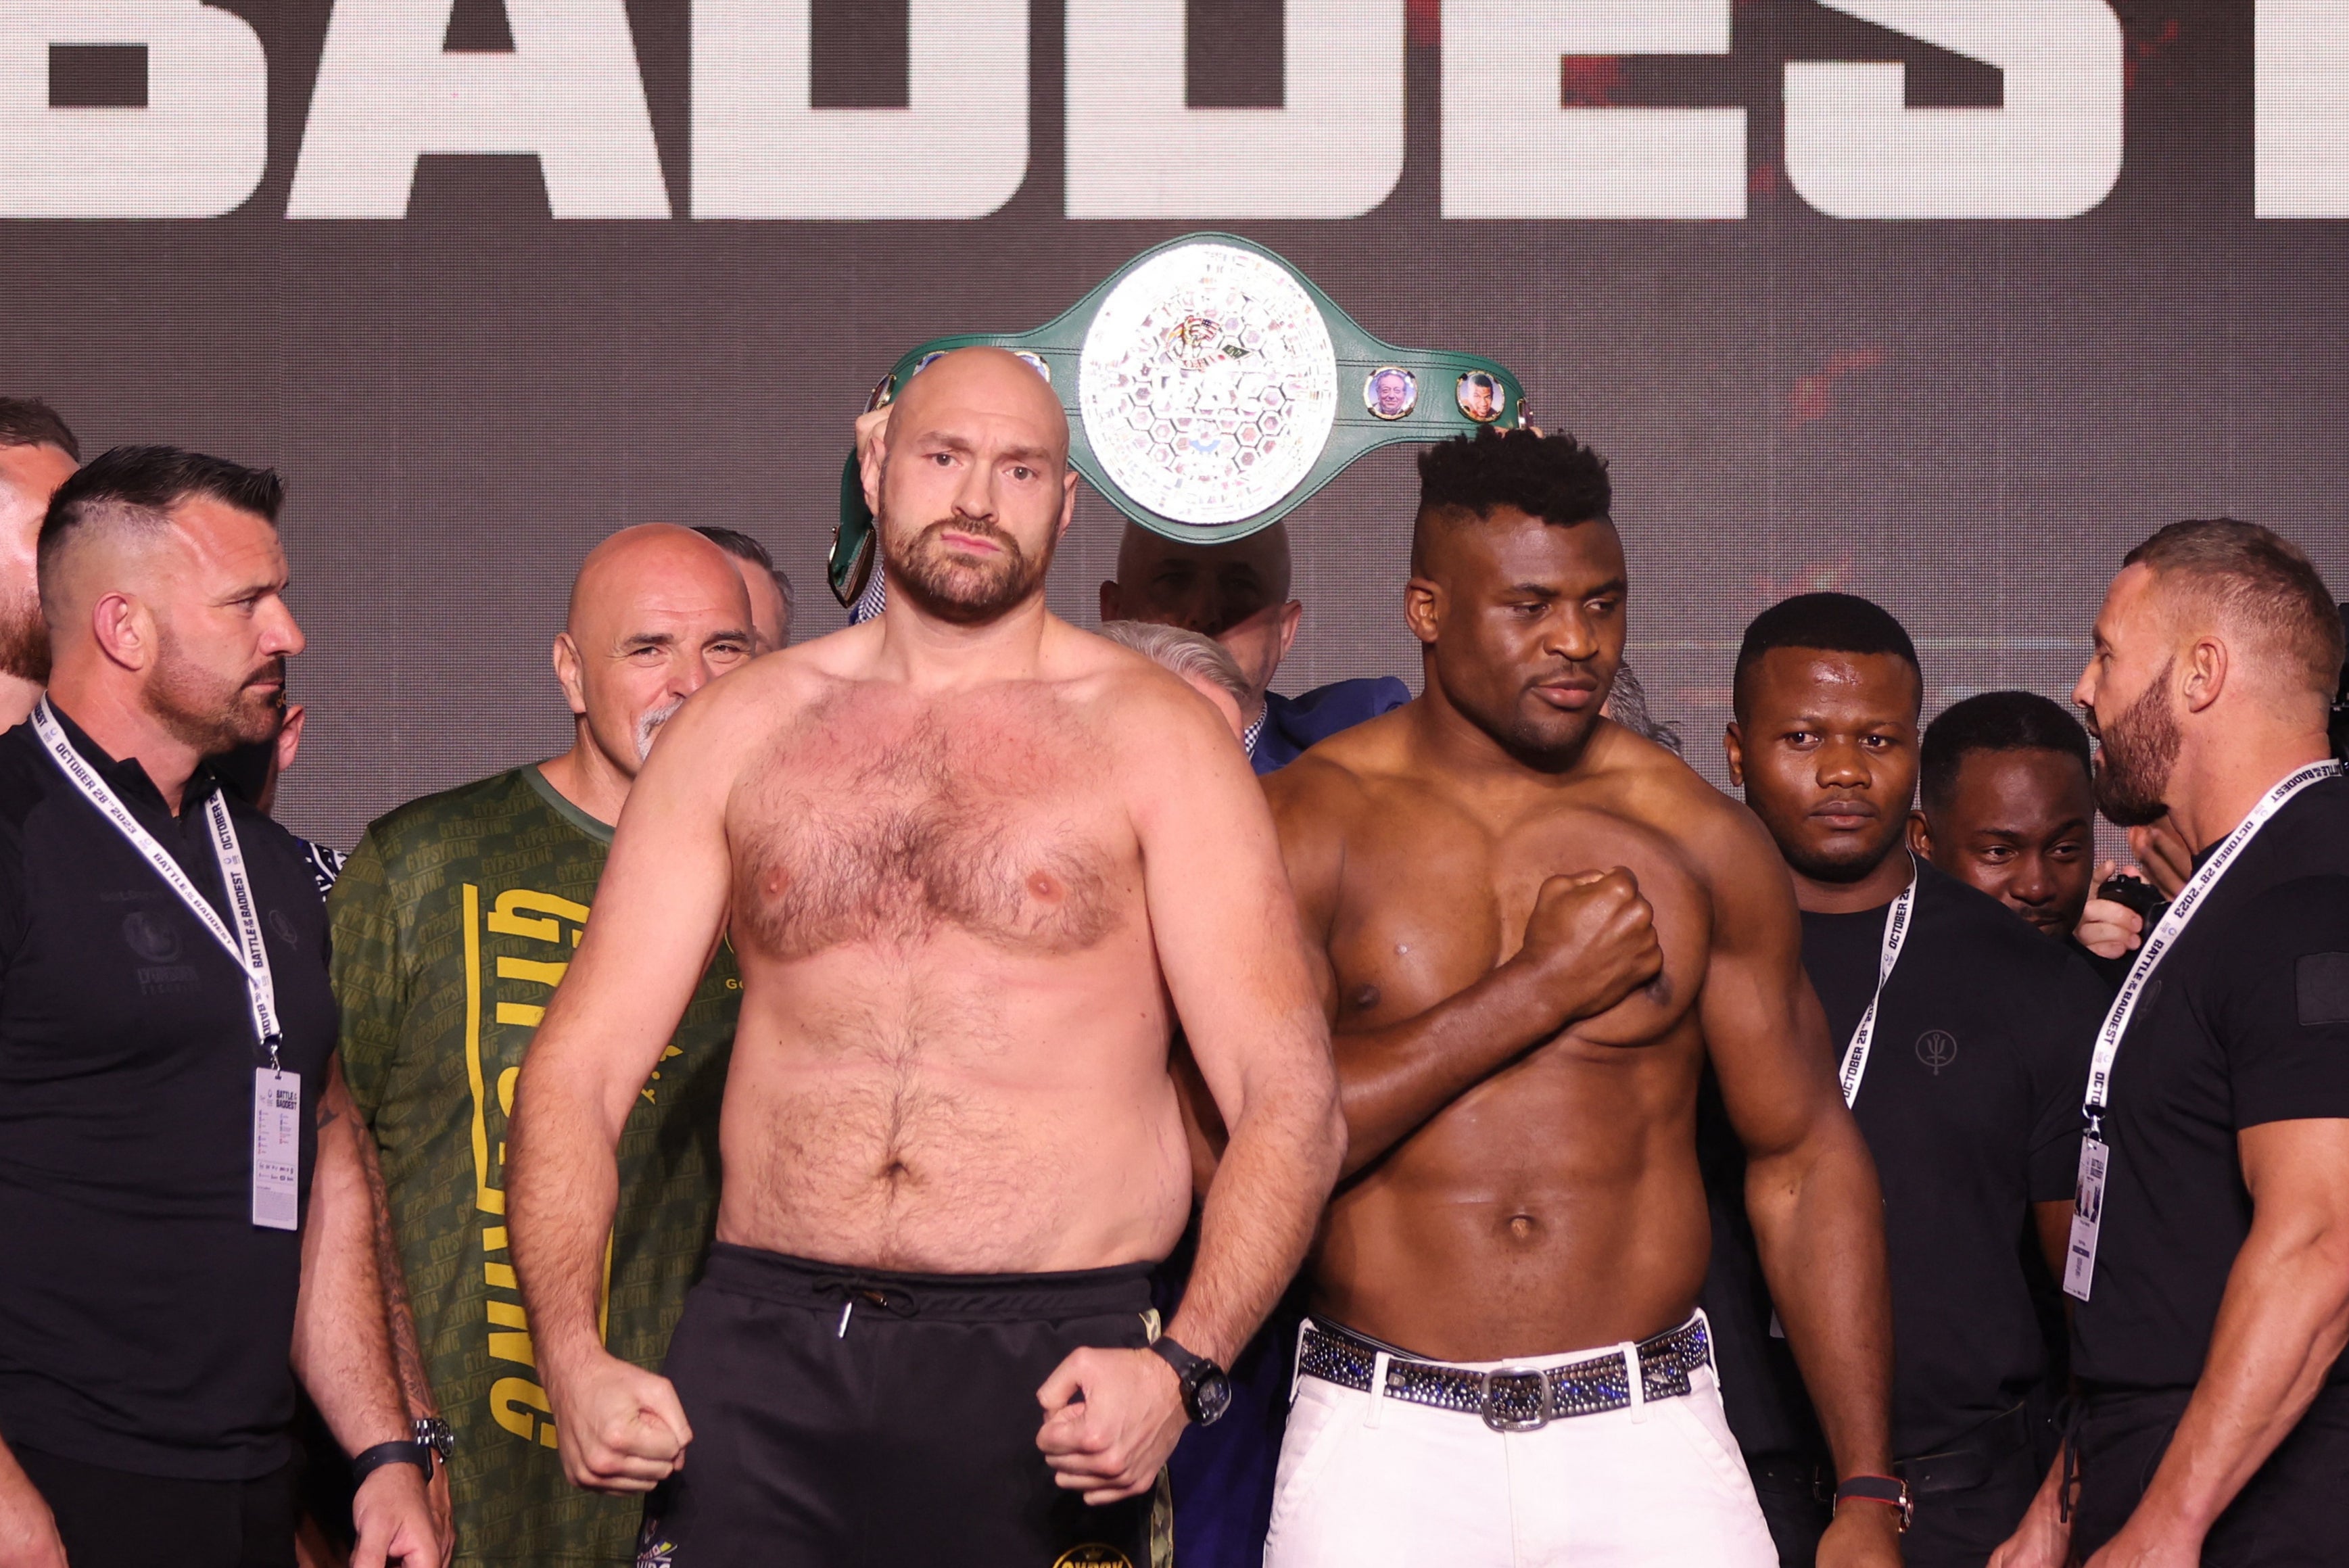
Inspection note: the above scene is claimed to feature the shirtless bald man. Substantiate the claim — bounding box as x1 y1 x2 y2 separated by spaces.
506 348 1344 1567
1257 429 1903 1567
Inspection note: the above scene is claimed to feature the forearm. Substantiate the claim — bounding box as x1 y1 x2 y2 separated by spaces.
1747 1122 1895 1477
506 1080 625 1375
357 1122 438 1419
293 1087 410 1454
1336 961 1563 1176
1170 1056 1344 1367
2129 1224 2349 1543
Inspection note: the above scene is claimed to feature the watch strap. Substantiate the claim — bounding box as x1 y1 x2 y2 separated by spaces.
830 231 1527 604
1832 1474 1912 1531
351 1439 433 1486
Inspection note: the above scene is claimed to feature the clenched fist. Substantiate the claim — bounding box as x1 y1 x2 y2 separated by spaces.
1511 868 1664 1028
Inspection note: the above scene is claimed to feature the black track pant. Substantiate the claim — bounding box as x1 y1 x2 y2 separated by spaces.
641 1243 1165 1568
2072 1382 2349 1566
14 1446 296 1568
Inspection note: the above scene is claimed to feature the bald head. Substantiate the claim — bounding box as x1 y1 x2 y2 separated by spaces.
555 524 754 778
886 346 1068 469
866 347 1077 627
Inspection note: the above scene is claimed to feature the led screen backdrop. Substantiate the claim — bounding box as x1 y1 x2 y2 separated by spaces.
5 0 2347 849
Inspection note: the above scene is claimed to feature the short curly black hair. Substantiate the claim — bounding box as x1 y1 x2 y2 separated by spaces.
1415 427 1613 531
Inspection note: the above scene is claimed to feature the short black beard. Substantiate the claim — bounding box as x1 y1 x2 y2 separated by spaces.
886 514 1049 626
2093 661 2181 829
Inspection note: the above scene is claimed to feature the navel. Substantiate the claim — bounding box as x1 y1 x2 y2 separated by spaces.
1505 1213 1540 1242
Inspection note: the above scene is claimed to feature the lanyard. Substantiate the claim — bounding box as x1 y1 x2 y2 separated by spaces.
1834 865 1916 1109
32 699 285 1071
2081 759 2341 1131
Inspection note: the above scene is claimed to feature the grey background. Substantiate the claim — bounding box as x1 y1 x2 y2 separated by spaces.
5 0 2344 849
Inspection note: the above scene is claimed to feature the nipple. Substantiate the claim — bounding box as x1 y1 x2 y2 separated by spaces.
1027 871 1062 901
1350 984 1382 1013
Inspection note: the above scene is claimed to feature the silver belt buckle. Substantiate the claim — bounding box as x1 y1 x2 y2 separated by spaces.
1479 1367 1551 1433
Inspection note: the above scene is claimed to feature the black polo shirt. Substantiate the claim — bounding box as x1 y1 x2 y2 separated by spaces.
2072 775 2349 1392
1702 859 2106 1459
0 708 335 1480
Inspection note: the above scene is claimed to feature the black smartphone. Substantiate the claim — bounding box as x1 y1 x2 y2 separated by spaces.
2097 874 2164 921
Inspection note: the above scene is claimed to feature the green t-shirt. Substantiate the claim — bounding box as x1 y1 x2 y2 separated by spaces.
333 767 736 1566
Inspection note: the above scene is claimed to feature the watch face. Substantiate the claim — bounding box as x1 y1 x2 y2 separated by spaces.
1079 241 1339 528
1192 1369 1233 1426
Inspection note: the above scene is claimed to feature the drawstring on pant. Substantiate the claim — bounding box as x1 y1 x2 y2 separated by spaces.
1619 1343 1646 1423
811 1276 921 1339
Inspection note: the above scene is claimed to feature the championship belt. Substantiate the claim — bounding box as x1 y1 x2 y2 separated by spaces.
828 231 1528 607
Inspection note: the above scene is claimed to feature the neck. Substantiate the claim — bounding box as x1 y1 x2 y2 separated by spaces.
536 730 630 828
43 666 205 815
1406 669 1599 786
876 585 1053 686
2164 722 2334 855
1792 845 1914 915
0 673 40 732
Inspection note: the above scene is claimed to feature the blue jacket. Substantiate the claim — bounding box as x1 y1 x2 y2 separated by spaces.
1249 677 1412 776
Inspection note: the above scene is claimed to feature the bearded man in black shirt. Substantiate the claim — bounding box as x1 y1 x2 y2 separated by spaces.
1704 594 2108 1568
1992 522 2349 1568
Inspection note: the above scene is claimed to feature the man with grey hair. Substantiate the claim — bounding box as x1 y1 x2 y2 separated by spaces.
330 525 753 1568
0 398 78 730
1099 619 1253 740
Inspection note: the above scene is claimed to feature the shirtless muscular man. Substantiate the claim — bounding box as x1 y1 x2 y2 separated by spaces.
506 348 1344 1567
1259 430 1903 1567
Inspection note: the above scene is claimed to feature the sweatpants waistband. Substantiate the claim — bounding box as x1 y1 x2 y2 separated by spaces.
701 1241 1156 1322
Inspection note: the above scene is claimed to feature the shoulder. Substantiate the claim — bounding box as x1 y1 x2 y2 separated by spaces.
1261 707 1404 818
360 768 534 861
1268 675 1412 732
2211 874 2349 963
1914 860 2109 1031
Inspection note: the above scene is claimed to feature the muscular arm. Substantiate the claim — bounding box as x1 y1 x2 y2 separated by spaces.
1266 765 1660 1178
1699 813 1899 1563
2096 1118 2349 1561
1146 710 1345 1368
506 696 737 1492
293 1058 441 1566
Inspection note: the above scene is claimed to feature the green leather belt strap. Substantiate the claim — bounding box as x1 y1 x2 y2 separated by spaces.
829 231 1527 607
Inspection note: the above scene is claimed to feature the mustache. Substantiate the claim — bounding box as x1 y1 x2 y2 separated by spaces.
635 696 686 762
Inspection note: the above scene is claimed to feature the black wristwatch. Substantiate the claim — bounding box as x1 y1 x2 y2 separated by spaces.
1148 1335 1233 1427
351 1438 434 1487
414 1415 454 1465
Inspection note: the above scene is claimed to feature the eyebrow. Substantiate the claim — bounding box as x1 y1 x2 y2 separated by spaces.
619 632 678 651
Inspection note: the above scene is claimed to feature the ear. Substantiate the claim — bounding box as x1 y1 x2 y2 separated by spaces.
1404 576 1442 646
1724 721 1747 787
89 590 153 673
273 703 308 778
1054 467 1078 544
2179 632 2229 715
552 632 588 719
1099 580 1122 623
1906 809 1933 860
1275 599 1303 661
857 408 892 515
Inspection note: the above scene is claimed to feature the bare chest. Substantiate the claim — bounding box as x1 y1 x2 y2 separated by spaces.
730 700 1138 961
1329 794 1711 1046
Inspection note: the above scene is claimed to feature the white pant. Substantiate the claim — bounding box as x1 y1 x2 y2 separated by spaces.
1262 1316 1778 1568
